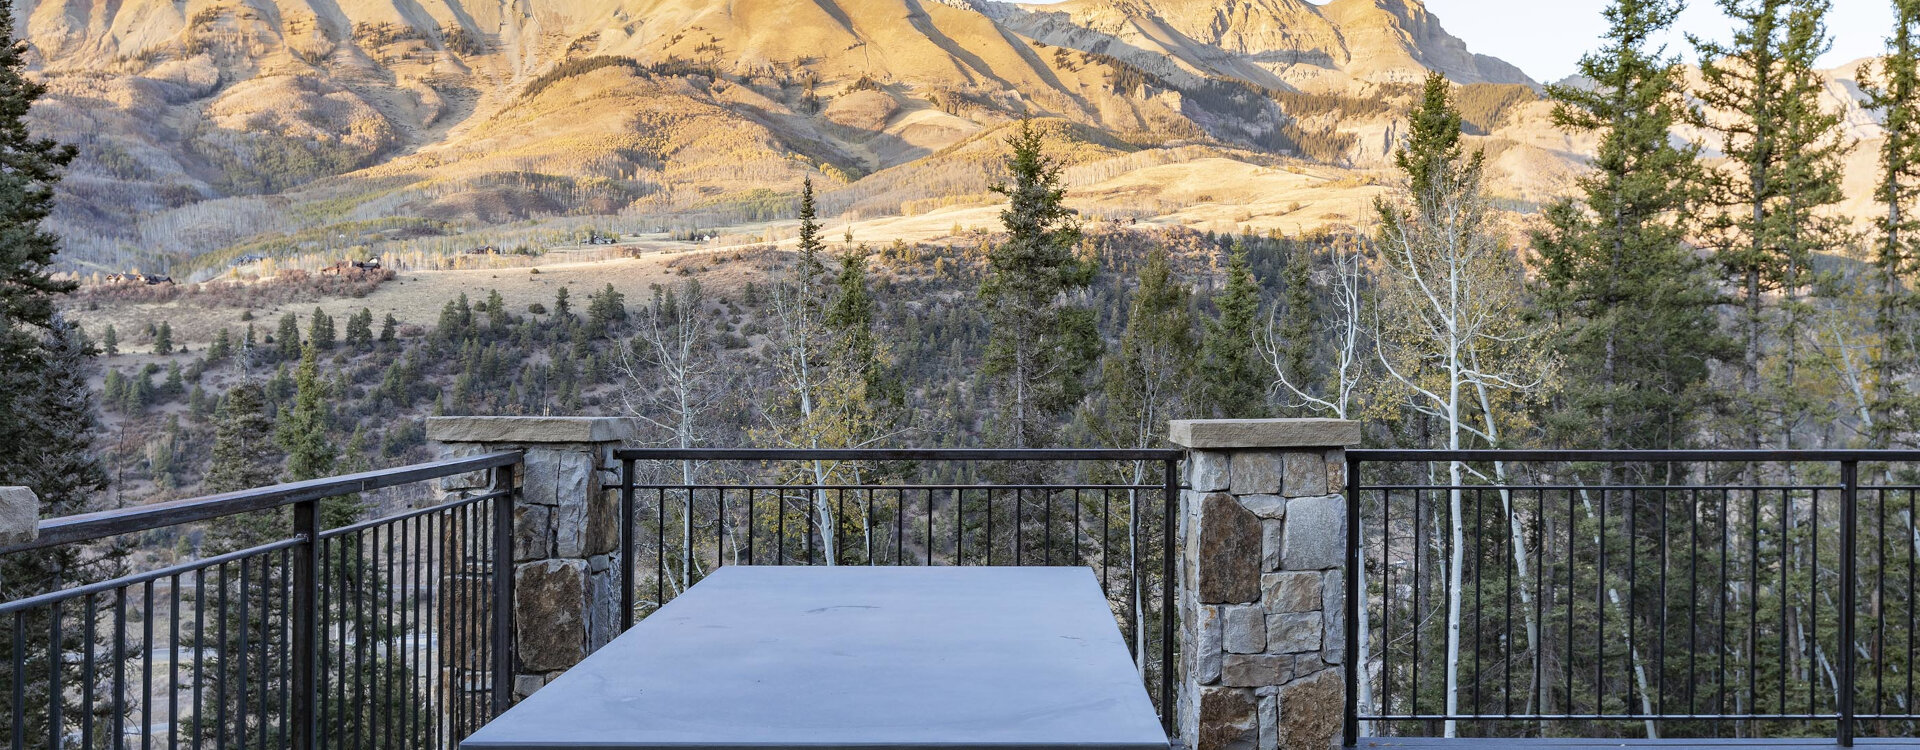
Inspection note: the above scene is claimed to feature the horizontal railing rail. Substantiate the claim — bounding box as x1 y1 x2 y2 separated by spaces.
613 447 1183 732
0 452 522 750
1344 449 1920 746
4 452 523 554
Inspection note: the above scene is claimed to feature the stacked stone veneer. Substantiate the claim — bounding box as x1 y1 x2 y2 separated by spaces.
427 416 631 703
1170 419 1359 750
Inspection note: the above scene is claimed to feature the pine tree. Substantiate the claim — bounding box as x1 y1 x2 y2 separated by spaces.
1694 0 1853 448
154 320 173 355
1092 245 1197 453
826 249 901 407
208 327 233 361
9 315 105 519
1862 0 1920 447
101 323 117 356
1536 0 1728 450
344 308 373 350
1276 243 1316 409
308 307 335 350
204 383 278 495
980 118 1098 450
1198 239 1270 418
278 345 337 483
798 177 825 277
379 313 398 344
276 312 302 360
587 283 627 337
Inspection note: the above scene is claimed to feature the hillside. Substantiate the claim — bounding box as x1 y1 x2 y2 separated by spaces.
17 0 1563 276
15 0 1890 279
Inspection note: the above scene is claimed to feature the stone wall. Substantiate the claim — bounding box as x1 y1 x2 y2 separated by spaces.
1170 419 1358 750
428 416 632 702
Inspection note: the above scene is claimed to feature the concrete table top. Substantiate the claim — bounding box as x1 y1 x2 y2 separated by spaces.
461 566 1170 750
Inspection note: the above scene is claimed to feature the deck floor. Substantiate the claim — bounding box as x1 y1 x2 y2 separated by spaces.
1352 740 1920 748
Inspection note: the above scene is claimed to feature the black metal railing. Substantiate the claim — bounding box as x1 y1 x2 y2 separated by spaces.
611 447 1183 730
1342 449 1920 746
0 452 521 750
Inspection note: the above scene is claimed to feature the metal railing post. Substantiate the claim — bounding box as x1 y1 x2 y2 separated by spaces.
1161 457 1178 733
1839 459 1858 747
289 498 319 750
1343 453 1361 748
621 459 636 632
490 462 517 714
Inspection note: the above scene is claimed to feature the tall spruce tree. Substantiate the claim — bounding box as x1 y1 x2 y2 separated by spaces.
276 312 302 360
1694 0 1853 448
980 118 1098 450
278 345 337 483
1863 0 1920 447
1199 238 1270 418
202 382 283 552
0 11 97 739
205 383 279 494
1536 0 1726 450
308 307 335 350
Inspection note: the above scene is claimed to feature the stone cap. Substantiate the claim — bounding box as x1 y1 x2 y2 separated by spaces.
428 416 637 444
1168 419 1360 450
0 487 39 547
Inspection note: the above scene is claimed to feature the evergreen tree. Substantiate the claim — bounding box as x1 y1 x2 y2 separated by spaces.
1276 243 1316 411
208 327 233 361
1536 0 1727 450
8 315 105 519
379 313 398 344
308 307 336 350
827 249 901 407
980 119 1098 450
1091 245 1197 452
278 345 337 483
1693 0 1853 448
798 177 825 276
344 308 374 350
553 286 573 320
1862 0 1920 447
276 312 301 360
154 320 173 355
101 323 117 356
587 283 627 336
1198 239 1270 418
204 383 278 495
163 360 184 396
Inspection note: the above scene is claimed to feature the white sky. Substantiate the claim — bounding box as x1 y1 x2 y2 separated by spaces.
1022 0 1895 82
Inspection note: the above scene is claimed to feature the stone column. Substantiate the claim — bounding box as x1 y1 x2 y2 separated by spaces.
427 416 633 702
1169 419 1359 750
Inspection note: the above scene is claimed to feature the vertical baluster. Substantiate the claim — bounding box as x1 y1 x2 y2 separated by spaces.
291 500 317 750
492 462 516 716
1841 460 1859 746
620 460 634 633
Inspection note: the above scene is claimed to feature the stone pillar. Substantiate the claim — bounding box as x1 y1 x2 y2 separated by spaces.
1169 419 1359 750
0 487 38 548
427 416 633 702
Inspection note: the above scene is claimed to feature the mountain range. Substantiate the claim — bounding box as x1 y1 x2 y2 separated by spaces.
14 0 1887 275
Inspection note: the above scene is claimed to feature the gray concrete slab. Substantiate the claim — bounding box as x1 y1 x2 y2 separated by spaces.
462 566 1170 750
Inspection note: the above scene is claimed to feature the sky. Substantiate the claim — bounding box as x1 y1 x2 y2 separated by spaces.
1414 0 1893 81
1022 0 1894 82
